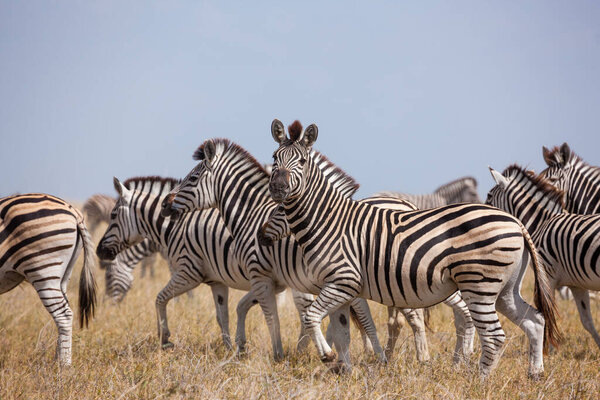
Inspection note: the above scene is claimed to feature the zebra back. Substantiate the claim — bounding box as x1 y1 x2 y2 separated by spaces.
83 194 116 228
433 176 481 204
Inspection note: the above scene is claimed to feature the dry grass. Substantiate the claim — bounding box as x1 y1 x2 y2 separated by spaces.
1 254 599 399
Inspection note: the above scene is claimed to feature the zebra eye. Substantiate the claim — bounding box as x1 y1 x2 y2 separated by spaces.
299 158 306 166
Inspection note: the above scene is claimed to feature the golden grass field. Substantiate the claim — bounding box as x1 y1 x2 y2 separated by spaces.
1 229 599 399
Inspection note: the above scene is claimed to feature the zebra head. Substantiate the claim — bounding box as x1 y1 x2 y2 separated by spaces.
161 140 220 217
96 177 143 260
269 119 318 203
103 261 133 303
540 142 573 189
486 166 565 229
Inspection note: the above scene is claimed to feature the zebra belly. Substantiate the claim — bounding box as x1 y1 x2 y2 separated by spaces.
0 270 25 294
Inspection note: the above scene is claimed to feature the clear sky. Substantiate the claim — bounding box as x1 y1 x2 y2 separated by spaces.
1 1 599 201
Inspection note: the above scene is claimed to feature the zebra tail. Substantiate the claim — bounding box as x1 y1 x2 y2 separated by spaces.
77 218 97 329
522 223 562 352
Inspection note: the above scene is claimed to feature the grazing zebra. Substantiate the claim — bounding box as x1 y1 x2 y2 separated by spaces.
0 193 96 365
161 137 476 368
97 174 383 356
257 119 559 377
376 177 481 209
101 239 161 302
488 165 599 348
259 197 475 363
84 193 157 278
541 143 600 215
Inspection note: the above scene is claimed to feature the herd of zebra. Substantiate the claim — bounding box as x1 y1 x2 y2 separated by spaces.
1 120 599 380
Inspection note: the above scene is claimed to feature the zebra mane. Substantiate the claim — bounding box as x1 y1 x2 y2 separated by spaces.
502 165 565 208
433 176 477 193
310 149 360 198
123 176 181 196
193 138 269 176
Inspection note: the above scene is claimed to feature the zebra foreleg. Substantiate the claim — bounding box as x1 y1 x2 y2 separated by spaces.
570 287 600 348
155 274 201 349
209 284 232 350
290 290 313 352
327 304 352 372
234 291 258 356
348 298 386 362
251 279 285 361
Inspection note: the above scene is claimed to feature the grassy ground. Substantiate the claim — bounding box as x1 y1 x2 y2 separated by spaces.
1 252 599 399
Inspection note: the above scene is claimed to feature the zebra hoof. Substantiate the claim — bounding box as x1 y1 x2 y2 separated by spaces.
236 347 248 359
161 342 175 350
528 371 544 381
328 362 352 375
320 351 337 363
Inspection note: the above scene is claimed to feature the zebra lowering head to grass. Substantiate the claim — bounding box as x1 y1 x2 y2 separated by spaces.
376 177 481 209
0 193 96 365
488 165 600 348
264 119 560 378
541 142 600 215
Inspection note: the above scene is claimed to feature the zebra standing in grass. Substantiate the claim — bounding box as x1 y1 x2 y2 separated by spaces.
0 193 96 365
97 175 383 356
101 240 161 302
84 193 158 278
162 136 479 368
487 165 600 347
376 176 481 209
258 119 559 377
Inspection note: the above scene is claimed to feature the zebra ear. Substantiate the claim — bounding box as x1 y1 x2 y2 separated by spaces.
302 124 318 148
542 146 553 166
271 119 286 144
488 167 509 189
203 140 217 162
113 177 132 202
560 142 571 164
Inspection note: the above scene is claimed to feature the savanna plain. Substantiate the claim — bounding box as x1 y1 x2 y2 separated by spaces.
1 226 599 400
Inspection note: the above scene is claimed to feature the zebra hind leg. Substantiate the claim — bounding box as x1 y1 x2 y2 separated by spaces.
327 304 352 373
399 308 430 362
384 306 405 360
570 287 600 348
443 292 475 364
348 298 386 362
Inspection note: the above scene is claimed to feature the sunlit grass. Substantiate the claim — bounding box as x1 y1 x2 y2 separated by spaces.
1 247 599 399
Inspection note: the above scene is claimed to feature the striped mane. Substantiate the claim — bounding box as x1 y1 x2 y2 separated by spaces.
543 144 580 168
123 176 181 195
502 165 565 209
310 150 360 198
193 138 269 177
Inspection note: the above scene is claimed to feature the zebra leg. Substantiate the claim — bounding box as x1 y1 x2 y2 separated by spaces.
252 279 285 361
384 306 405 360
303 282 359 364
210 284 232 350
155 274 201 349
234 291 258 356
34 282 73 366
463 298 506 378
141 253 157 279
443 292 475 364
399 308 430 362
290 290 313 352
570 287 600 348
348 298 386 362
327 304 352 372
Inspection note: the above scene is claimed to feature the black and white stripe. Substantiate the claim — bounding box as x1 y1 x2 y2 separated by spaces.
488 165 599 347
257 119 560 377
0 193 96 365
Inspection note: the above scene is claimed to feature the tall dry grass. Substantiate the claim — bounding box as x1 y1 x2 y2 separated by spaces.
1 250 599 399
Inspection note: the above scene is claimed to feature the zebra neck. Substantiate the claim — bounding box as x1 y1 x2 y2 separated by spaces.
132 191 170 248
213 161 272 238
510 189 562 235
282 161 352 245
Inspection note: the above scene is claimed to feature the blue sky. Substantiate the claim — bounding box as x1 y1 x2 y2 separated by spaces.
1 1 599 201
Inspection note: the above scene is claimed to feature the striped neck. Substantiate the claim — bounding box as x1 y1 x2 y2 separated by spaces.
129 189 173 248
562 159 600 214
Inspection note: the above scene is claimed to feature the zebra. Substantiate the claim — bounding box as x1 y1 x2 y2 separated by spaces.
84 193 158 278
376 176 481 209
101 239 161 302
541 142 600 215
256 119 559 377
259 197 475 363
488 165 600 348
0 193 97 365
97 174 384 357
161 137 476 368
